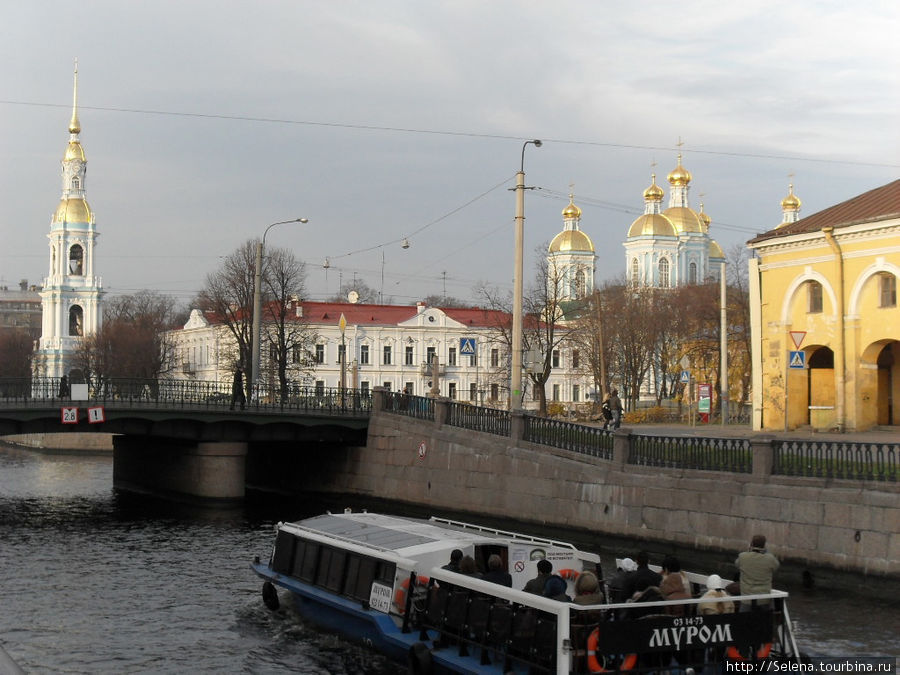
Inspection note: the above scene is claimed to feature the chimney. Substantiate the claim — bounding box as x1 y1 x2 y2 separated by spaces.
416 301 426 314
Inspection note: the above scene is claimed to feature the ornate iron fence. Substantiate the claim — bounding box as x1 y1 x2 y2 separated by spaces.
629 434 752 472
0 377 371 415
447 401 510 436
773 440 897 482
381 390 434 421
523 416 613 459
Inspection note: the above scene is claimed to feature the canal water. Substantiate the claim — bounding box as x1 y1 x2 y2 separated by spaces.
0 445 896 673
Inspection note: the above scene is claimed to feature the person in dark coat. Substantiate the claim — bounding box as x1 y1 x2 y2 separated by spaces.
230 368 246 410
58 375 70 399
523 559 553 595
624 550 662 598
482 554 512 587
442 549 463 573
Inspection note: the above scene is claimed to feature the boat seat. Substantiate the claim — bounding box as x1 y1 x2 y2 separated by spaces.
425 584 449 627
509 607 537 656
532 616 557 666
443 589 470 633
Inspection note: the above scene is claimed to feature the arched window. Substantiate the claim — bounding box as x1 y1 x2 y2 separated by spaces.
72 176 81 190
659 258 670 288
808 280 823 313
631 258 640 286
68 244 84 276
574 269 586 299
68 305 84 336
689 261 697 284
880 273 897 308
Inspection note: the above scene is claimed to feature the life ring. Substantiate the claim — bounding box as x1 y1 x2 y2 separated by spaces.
262 581 279 611
587 627 638 673
393 575 430 614
726 643 773 661
559 568 581 581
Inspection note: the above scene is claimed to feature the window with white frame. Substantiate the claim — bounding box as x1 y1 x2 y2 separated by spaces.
405 345 414 365
808 280 823 313
880 273 897 308
552 350 560 368
659 257 670 288
359 344 369 365
491 348 499 367
315 344 324 364
573 384 580 402
383 345 392 365
448 347 457 366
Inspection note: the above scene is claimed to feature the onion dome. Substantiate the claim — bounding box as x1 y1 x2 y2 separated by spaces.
53 197 92 224
628 213 676 238
781 183 801 211
549 229 594 253
667 154 692 186
562 195 582 220
698 203 711 232
662 206 704 233
64 140 86 162
643 174 664 202
709 239 725 260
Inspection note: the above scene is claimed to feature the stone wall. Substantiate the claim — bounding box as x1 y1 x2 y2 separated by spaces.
319 395 899 579
2 432 114 451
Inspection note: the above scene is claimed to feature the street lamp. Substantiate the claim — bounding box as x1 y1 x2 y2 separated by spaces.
250 217 308 394
510 139 542 410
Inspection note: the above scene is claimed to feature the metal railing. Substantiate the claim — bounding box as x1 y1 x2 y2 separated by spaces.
773 440 898 482
629 433 752 472
0 377 372 416
524 416 613 459
381 391 434 421
447 401 510 437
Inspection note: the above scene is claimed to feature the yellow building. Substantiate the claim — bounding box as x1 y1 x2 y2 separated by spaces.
748 179 900 431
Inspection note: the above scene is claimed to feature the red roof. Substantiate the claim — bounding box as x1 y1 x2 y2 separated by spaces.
749 179 900 244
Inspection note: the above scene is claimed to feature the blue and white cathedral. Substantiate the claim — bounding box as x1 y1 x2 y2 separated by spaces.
33 65 103 381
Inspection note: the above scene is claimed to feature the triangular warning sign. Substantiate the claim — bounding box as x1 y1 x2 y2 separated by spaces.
789 331 806 349
790 351 805 368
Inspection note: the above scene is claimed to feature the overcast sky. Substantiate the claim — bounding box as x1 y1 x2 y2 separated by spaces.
3 1 898 308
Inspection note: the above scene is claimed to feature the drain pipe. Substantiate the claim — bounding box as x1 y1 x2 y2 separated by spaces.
822 226 845 431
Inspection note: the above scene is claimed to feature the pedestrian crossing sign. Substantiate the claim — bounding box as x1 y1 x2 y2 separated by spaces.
459 337 476 355
789 350 806 369
680 370 690 384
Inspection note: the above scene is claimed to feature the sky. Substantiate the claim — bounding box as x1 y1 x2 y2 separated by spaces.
2 1 898 309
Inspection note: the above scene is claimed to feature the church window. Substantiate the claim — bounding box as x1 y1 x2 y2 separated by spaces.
689 261 697 284
879 273 897 308
659 258 670 288
72 176 81 190
631 258 640 286
575 269 586 299
68 244 84 276
68 305 84 336
808 281 823 313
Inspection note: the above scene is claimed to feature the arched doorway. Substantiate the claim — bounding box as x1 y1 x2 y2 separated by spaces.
807 346 835 428
876 343 896 425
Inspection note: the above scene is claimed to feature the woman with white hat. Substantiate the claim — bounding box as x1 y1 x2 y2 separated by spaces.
698 574 735 615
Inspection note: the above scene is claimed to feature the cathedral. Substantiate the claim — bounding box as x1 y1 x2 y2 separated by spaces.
33 65 103 381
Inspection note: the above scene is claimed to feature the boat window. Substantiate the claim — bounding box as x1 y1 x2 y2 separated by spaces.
376 560 396 585
272 530 296 575
299 542 319 582
316 547 334 587
325 549 347 592
291 539 310 579
343 555 362 598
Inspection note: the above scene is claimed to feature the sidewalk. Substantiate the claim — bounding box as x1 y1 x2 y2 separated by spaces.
616 422 900 443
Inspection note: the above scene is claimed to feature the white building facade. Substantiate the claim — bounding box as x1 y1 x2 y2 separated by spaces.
34 65 103 380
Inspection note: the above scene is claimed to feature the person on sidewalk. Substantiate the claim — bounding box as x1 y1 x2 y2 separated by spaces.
230 368 246 411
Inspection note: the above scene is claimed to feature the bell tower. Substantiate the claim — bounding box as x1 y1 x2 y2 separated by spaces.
34 62 104 381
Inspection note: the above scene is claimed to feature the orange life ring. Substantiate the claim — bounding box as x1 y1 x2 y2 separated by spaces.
587 628 638 673
726 643 773 661
559 568 581 581
393 575 430 614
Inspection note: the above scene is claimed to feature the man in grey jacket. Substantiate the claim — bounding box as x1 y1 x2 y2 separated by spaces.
735 535 779 610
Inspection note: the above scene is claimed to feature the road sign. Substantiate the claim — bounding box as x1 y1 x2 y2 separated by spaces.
789 350 806 369
87 406 106 424
459 337 476 355
789 331 807 349
680 370 690 384
61 407 78 424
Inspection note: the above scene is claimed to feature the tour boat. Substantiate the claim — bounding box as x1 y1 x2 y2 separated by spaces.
252 510 802 673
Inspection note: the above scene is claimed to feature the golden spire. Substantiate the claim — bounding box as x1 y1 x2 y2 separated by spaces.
68 58 81 134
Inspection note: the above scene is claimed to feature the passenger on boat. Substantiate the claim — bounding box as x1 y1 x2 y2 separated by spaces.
735 535 779 610
543 575 571 602
523 559 552 595
442 549 463 573
698 574 735 615
624 551 662 598
607 557 637 603
659 556 692 616
573 571 604 605
458 555 482 578
481 554 512 587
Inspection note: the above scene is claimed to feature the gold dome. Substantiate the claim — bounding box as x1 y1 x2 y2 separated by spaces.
698 203 711 231
667 154 692 186
53 197 92 224
781 183 801 210
643 174 664 201
628 213 676 238
549 229 594 253
64 141 85 162
662 206 704 234
562 195 582 219
709 239 725 259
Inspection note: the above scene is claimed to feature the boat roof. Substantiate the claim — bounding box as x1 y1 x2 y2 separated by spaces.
282 511 594 561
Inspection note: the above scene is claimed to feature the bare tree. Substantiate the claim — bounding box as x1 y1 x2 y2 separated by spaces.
330 278 379 304
0 330 34 378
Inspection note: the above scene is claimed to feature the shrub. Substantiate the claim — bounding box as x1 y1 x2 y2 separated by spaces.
623 406 671 424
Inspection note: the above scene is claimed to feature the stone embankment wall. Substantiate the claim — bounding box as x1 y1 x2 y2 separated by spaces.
319 394 898 579
2 433 114 452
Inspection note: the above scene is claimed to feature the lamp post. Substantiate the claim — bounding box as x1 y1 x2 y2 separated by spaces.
510 139 542 410
339 312 347 408
250 217 308 395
